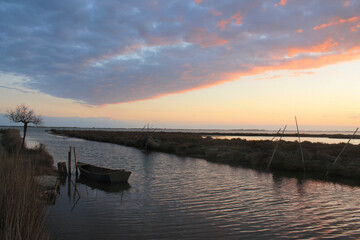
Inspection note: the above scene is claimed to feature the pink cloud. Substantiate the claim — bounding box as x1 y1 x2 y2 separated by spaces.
187 28 228 48
169 47 360 104
194 0 202 3
3 1 360 105
288 38 339 57
279 0 288 6
313 16 359 30
218 11 243 31
275 0 288 7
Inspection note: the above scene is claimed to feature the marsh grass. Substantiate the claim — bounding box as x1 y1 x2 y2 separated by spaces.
0 153 50 240
51 129 360 179
0 129 54 239
1 129 55 175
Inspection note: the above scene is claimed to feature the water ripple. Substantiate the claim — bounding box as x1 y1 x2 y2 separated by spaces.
23 128 360 239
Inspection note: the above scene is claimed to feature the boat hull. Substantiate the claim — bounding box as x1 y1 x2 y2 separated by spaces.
77 162 131 183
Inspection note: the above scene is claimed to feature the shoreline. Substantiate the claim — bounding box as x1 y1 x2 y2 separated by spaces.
199 132 360 139
2 125 359 140
50 129 360 182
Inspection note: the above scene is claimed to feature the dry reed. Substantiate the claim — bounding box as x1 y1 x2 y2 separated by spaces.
0 153 50 240
0 129 53 239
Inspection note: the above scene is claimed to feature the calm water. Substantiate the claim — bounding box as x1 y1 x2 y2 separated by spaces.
14 128 360 239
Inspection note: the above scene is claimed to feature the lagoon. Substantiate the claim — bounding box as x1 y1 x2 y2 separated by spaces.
19 127 360 239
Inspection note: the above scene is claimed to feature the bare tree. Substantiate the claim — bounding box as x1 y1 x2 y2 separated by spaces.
5 104 43 149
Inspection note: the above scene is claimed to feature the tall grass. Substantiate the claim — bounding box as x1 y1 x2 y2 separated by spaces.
0 153 50 240
0 129 53 239
1 129 55 175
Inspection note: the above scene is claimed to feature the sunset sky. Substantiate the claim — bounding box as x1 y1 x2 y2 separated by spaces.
1 0 360 130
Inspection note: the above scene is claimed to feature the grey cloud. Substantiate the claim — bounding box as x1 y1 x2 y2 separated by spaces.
1 0 359 105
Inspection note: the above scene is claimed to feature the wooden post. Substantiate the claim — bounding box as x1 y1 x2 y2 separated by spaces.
295 116 306 172
332 128 359 167
68 146 72 176
74 147 78 176
267 125 287 170
67 174 71 199
271 128 282 141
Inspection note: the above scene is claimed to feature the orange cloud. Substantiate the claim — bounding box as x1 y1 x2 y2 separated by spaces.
279 0 288 6
288 38 339 57
184 47 359 96
313 16 359 30
274 0 288 7
254 47 360 75
114 47 360 105
217 47 360 90
297 29 303 33
194 0 202 3
218 20 230 31
218 11 243 31
187 28 228 48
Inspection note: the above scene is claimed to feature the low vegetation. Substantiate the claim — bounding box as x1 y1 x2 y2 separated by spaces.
0 129 55 239
51 129 360 180
1 129 55 175
5 104 43 149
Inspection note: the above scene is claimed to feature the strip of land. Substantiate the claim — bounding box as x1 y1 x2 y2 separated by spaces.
191 131 360 139
51 129 360 181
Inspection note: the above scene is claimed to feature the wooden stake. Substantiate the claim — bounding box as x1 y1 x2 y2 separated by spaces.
67 174 71 199
73 147 78 176
267 125 287 170
295 116 306 172
68 146 72 176
271 128 282 141
332 128 359 167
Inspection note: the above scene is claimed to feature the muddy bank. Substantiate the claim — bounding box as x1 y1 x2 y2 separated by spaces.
50 129 360 180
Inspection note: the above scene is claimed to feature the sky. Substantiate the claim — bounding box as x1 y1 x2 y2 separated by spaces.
0 0 360 130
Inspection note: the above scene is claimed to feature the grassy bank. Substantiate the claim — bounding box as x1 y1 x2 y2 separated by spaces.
51 129 360 180
0 129 55 239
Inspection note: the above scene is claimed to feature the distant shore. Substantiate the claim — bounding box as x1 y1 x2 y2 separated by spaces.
2 125 358 139
51 129 360 181
193 132 360 139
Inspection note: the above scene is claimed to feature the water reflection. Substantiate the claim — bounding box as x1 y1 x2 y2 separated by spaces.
17 128 360 239
76 177 131 193
58 175 132 212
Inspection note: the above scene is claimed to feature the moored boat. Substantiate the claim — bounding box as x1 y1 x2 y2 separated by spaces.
77 162 131 183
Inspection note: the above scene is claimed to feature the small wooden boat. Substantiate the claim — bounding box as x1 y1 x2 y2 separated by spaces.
77 162 131 183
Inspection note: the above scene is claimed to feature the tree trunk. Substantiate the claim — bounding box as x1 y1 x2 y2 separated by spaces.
22 122 28 149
